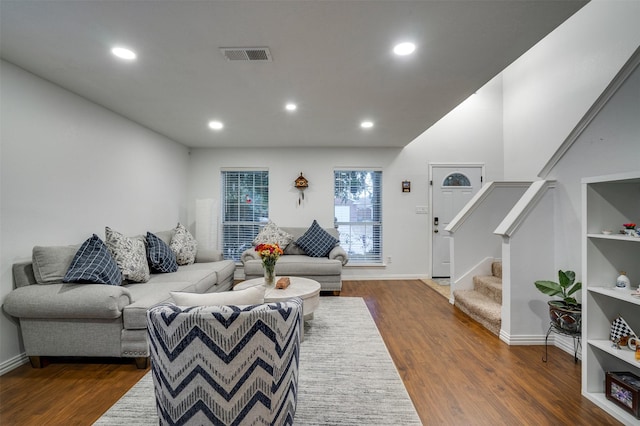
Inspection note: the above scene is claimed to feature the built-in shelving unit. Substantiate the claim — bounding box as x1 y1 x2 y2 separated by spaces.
582 172 640 425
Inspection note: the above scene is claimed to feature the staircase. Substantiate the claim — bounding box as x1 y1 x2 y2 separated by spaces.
453 261 502 335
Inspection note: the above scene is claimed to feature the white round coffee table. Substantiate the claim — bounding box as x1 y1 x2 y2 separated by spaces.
234 276 320 320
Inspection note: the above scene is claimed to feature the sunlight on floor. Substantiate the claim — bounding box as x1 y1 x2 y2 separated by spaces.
421 278 450 299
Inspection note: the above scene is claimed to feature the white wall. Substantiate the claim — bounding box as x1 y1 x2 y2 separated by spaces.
187 75 504 280
550 60 640 274
502 0 640 180
503 188 557 340
0 61 190 368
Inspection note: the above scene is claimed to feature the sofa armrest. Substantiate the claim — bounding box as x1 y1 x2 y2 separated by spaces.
329 246 349 266
195 249 223 263
240 248 260 264
3 283 133 319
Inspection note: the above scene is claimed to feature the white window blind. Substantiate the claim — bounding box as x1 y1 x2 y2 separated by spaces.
334 170 382 263
221 171 269 261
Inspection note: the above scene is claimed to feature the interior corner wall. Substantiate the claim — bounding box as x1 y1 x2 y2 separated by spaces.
0 60 190 368
186 74 504 281
502 0 640 180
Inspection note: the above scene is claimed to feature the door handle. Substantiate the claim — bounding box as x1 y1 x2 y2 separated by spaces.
434 217 439 226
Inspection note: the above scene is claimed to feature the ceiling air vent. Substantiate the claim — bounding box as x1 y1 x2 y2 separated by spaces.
220 47 272 61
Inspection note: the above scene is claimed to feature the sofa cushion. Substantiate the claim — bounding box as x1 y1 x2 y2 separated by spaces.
3 282 133 319
283 242 307 255
171 285 265 306
253 220 294 248
147 232 178 273
105 227 150 283
32 245 79 284
244 255 343 276
187 260 237 292
63 234 122 285
148 266 217 293
170 223 197 266
295 220 339 257
195 249 223 263
123 281 195 329
153 229 175 245
121 258 237 330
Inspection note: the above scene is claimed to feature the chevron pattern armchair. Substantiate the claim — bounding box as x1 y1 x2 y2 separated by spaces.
146 298 303 426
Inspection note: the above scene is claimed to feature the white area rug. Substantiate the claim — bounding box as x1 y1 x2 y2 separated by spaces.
94 297 421 425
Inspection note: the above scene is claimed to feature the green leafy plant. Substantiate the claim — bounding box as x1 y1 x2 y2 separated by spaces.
535 270 582 306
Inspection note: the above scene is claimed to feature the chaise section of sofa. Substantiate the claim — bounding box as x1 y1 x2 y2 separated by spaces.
241 225 348 294
3 230 235 369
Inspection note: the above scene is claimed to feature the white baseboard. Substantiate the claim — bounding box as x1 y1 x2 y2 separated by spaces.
499 330 582 360
235 268 431 282
553 333 582 360
343 274 431 281
0 352 29 376
499 330 545 345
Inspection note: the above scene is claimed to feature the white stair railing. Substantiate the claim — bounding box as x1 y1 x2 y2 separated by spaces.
494 179 557 345
446 181 531 304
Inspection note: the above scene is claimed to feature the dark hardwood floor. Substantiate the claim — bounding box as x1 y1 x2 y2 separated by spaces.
0 280 621 425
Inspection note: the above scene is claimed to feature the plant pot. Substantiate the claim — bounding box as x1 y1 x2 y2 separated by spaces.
548 300 582 333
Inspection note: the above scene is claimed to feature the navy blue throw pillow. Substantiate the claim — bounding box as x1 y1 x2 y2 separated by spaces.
63 234 122 285
147 232 178 273
295 220 339 258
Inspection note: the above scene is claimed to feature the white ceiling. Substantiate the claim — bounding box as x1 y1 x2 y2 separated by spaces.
0 0 588 149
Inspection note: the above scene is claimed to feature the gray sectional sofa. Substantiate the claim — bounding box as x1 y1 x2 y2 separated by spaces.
241 225 348 294
3 229 235 369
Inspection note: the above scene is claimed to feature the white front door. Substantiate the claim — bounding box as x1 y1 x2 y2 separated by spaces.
430 165 483 277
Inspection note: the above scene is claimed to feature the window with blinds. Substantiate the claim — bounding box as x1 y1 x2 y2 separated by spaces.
334 170 382 263
221 170 269 262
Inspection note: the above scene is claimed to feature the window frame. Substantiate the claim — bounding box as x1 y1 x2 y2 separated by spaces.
333 169 383 265
220 169 269 262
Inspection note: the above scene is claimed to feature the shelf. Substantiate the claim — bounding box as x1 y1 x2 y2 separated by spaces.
582 391 640 425
588 287 640 306
589 339 640 366
587 233 640 242
582 172 640 423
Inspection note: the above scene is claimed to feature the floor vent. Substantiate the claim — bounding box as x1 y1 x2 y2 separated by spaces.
220 47 272 61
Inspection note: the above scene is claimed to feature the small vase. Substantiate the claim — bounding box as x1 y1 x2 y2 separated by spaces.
263 266 276 288
616 271 630 290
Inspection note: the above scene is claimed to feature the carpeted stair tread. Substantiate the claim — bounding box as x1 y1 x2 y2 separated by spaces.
453 289 501 336
472 275 502 304
492 261 502 279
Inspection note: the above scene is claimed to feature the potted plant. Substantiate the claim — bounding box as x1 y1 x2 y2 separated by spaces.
535 270 582 333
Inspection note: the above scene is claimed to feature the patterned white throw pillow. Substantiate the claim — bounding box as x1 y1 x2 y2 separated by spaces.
252 220 294 248
170 285 265 306
170 223 198 265
104 227 150 283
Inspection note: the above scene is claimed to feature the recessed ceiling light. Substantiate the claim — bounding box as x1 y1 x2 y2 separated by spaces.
393 42 416 56
360 120 374 129
208 120 224 130
285 103 297 112
111 47 137 60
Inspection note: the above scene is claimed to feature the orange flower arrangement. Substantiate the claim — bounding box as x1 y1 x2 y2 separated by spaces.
255 243 283 264
255 243 283 286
